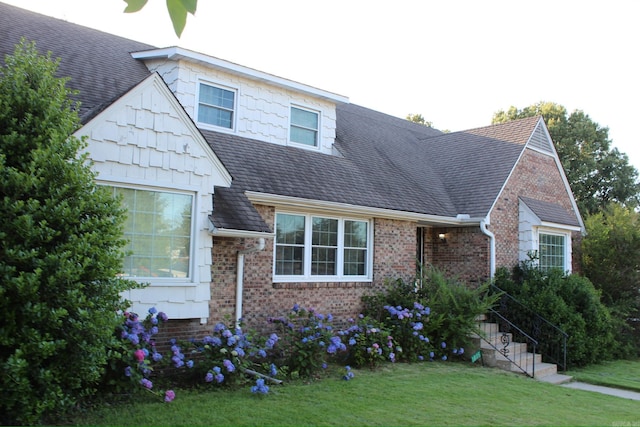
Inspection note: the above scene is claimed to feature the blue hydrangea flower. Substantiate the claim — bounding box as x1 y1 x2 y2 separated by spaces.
148 307 158 315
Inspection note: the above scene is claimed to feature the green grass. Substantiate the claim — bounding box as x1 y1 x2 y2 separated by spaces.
70 362 640 426
567 359 640 392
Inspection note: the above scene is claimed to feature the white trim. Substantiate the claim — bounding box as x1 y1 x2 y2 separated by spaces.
273 211 373 282
131 47 349 104
246 191 483 225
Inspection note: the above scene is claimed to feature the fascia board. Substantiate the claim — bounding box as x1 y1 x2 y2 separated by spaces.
132 47 349 104
245 191 483 226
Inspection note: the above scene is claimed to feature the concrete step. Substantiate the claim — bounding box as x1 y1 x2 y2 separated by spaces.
495 351 542 371
481 340 527 357
537 373 573 385
480 331 513 347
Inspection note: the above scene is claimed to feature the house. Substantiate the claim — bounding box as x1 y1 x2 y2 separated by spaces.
0 3 584 337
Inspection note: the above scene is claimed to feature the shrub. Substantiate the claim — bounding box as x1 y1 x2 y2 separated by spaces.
268 305 345 379
362 266 498 362
339 315 396 368
0 40 139 425
493 261 618 367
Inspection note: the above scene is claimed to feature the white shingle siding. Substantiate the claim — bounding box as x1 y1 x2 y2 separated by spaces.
146 59 339 155
74 74 231 323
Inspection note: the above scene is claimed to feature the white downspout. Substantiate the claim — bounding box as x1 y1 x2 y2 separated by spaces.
480 219 496 278
236 238 265 327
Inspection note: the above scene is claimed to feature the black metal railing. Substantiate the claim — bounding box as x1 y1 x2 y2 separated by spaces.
488 284 568 372
483 309 539 378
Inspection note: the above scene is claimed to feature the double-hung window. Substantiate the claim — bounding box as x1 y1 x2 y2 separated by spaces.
107 186 194 280
275 213 370 280
198 83 235 129
290 106 319 147
538 232 566 272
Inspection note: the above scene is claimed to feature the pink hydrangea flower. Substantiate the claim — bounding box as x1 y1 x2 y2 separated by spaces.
165 390 176 402
134 349 145 362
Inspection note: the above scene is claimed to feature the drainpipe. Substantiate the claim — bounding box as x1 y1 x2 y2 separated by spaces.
236 238 265 327
480 219 496 278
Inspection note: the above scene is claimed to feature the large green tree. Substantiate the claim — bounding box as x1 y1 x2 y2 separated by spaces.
582 204 640 356
0 40 138 424
493 102 640 215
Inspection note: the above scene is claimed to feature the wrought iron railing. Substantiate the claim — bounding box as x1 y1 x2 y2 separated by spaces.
488 284 568 372
482 308 539 377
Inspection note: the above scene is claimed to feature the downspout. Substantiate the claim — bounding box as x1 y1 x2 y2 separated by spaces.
236 238 265 327
480 219 496 278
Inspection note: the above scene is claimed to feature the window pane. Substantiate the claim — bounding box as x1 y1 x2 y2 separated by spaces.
276 214 305 244
291 107 318 129
312 247 337 275
539 233 565 272
290 126 317 146
275 214 305 275
198 83 234 128
113 187 192 279
344 248 366 276
290 107 318 146
275 246 304 275
344 220 367 248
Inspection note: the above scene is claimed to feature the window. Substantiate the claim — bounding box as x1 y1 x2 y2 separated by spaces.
198 83 235 129
290 106 319 147
539 233 566 272
275 213 370 280
107 187 193 279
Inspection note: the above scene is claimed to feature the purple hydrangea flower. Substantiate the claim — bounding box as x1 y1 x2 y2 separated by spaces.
140 378 153 389
148 307 158 315
164 390 175 402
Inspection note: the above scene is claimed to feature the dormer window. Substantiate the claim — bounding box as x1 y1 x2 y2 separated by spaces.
198 82 235 129
290 106 319 147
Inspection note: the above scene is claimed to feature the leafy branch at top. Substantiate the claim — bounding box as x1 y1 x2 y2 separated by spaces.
123 0 197 38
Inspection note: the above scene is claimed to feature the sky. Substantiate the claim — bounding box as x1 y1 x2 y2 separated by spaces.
3 0 640 169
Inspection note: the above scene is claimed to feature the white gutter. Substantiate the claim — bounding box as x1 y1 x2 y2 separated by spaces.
236 238 265 327
480 219 496 278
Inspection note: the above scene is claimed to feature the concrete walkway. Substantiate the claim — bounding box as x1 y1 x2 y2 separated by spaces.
561 381 640 401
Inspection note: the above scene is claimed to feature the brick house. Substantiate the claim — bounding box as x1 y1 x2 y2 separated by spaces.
1 3 584 336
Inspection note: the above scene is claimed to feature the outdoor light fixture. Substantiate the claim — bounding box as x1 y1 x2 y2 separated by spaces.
438 233 447 243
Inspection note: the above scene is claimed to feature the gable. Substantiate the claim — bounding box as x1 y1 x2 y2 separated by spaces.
73 73 232 322
75 73 231 189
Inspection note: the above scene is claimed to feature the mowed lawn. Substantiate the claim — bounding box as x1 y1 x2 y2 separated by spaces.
567 359 640 392
71 362 640 426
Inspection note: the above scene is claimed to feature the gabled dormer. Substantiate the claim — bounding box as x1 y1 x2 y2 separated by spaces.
131 47 348 155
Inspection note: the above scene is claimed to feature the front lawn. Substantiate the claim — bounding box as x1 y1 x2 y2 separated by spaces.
567 359 640 392
71 362 639 426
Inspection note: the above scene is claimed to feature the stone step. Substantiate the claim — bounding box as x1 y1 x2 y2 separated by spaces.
480 331 514 346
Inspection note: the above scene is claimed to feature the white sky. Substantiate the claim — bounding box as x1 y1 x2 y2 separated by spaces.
4 0 640 170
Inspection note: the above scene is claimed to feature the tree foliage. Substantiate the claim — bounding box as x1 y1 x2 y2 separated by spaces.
123 0 197 37
0 40 139 424
493 101 640 215
582 204 640 356
406 113 433 127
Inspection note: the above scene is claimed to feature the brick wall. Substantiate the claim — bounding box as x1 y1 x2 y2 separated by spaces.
206 206 418 331
490 148 582 271
427 226 490 286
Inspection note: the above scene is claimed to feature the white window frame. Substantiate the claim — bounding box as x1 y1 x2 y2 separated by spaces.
196 81 237 131
536 227 572 273
105 183 197 284
289 105 320 149
273 211 373 282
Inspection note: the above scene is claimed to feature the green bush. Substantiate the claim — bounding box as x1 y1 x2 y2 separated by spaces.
0 40 139 424
493 262 618 367
362 266 499 362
